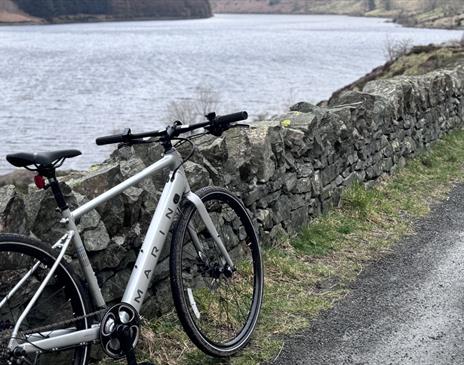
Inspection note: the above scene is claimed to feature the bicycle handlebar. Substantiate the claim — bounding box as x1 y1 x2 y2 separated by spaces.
95 111 249 146
214 111 248 126
95 130 135 146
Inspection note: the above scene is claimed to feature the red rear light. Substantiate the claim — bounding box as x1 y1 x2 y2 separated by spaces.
34 175 46 189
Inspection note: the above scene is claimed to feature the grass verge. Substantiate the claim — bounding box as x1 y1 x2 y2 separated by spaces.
105 130 464 365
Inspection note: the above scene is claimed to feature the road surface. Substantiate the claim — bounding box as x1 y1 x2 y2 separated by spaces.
273 184 464 365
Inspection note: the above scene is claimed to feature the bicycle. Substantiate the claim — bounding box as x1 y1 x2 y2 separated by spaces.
0 111 264 365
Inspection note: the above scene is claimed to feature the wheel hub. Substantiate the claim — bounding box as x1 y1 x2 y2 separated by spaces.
207 263 235 280
209 263 222 279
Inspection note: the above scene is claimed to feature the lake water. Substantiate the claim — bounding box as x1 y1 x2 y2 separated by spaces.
0 14 462 174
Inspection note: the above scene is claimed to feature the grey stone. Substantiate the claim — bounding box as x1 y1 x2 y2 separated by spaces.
284 173 298 192
269 224 286 240
102 269 131 303
198 136 228 165
82 220 111 252
311 171 322 196
295 178 312 194
271 195 291 224
90 243 130 271
246 127 276 183
184 161 211 191
27 183 76 243
297 163 314 178
287 205 309 234
256 209 273 229
0 185 26 234
289 101 318 113
285 128 307 157
321 164 338 185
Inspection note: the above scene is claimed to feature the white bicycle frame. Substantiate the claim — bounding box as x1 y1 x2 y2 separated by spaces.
4 147 235 355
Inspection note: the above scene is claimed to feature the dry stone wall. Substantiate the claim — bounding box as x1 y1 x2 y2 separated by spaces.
1 66 463 313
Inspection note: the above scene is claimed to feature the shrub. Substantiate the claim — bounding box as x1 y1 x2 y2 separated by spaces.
166 84 221 124
384 36 413 61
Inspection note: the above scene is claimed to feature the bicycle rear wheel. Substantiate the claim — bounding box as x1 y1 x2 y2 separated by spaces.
0 234 91 365
170 187 264 357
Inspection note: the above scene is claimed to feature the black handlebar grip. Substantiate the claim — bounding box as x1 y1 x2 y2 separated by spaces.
96 134 126 146
214 111 248 126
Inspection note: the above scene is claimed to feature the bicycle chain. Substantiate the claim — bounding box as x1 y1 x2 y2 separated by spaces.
0 308 106 345
24 309 105 336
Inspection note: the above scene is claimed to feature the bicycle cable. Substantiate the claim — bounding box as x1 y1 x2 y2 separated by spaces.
171 132 207 180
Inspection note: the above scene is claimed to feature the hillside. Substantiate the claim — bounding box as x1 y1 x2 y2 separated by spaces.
323 44 464 105
212 0 367 15
211 0 464 29
0 0 41 23
0 0 212 24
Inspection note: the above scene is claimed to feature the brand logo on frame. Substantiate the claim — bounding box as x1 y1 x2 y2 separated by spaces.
134 205 174 304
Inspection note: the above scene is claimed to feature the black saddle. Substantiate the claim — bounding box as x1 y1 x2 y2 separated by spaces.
6 150 82 169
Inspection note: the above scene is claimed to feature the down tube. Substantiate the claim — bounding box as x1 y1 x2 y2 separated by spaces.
122 171 187 312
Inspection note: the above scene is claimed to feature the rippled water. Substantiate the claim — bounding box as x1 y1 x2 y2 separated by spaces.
0 14 462 173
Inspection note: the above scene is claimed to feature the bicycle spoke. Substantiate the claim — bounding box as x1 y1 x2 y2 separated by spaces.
0 240 89 365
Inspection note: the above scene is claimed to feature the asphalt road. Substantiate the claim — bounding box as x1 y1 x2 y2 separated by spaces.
273 184 464 365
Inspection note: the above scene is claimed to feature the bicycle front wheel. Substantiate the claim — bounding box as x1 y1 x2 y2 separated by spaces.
170 187 264 357
0 234 91 365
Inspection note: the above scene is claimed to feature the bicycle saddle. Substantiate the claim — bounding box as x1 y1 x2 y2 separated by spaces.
6 149 82 168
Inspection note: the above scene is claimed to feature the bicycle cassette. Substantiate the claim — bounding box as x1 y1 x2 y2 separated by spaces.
100 303 141 359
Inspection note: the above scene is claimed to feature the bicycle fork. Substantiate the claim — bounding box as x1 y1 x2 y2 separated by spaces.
185 192 235 269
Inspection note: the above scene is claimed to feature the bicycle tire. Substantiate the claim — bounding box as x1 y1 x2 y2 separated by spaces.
0 234 91 365
170 187 264 357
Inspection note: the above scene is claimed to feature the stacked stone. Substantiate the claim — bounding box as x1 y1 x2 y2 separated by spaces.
1 66 463 313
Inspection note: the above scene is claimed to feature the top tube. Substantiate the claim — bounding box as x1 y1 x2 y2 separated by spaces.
71 152 179 220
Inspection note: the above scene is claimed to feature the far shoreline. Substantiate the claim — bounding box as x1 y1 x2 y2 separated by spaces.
212 11 464 31
0 14 214 27
1 12 462 31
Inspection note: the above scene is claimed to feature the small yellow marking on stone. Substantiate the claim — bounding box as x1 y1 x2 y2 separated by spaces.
281 119 291 127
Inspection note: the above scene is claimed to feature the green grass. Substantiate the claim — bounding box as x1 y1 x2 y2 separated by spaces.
105 130 464 365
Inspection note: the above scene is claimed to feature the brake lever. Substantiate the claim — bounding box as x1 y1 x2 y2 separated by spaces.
231 123 250 129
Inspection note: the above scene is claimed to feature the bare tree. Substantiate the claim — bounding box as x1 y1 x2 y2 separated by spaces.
384 36 413 61
193 84 221 117
166 99 198 124
166 84 221 124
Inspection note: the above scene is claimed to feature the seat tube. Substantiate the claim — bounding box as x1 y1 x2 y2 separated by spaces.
43 172 106 308
62 209 106 309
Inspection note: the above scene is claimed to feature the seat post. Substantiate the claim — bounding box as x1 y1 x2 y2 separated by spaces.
49 177 69 211
39 167 68 212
